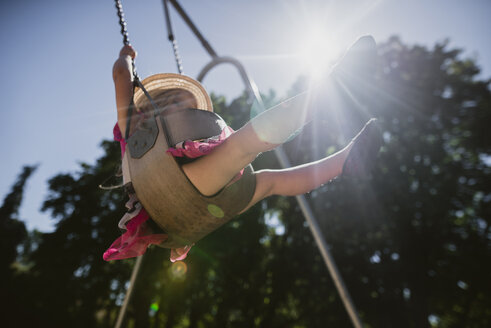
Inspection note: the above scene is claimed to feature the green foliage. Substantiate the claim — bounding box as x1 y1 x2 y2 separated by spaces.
0 165 38 327
3 36 490 327
0 165 37 274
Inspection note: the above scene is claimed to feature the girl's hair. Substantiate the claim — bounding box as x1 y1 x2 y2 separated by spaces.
138 88 198 115
129 88 198 135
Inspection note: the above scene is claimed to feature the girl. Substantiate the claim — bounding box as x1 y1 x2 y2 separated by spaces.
104 36 382 262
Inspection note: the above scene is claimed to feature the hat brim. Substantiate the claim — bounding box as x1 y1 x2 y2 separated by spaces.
133 73 213 112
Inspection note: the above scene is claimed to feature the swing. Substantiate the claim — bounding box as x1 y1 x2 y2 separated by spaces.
113 0 256 248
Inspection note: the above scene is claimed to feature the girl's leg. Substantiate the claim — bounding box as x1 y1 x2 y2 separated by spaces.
239 118 381 212
182 92 314 196
183 36 377 196
238 143 352 213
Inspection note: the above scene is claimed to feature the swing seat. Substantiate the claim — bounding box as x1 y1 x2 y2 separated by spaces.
126 109 256 249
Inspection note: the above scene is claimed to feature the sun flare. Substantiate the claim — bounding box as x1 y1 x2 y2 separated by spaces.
298 27 343 80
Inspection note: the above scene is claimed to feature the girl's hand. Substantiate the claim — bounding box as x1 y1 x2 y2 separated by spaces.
119 44 137 59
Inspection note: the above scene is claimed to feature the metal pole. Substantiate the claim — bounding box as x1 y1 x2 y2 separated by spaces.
197 56 263 106
274 149 363 328
114 255 144 328
168 0 218 58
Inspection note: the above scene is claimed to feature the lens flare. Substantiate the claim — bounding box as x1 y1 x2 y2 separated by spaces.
150 302 159 312
298 27 342 80
149 301 159 317
169 261 188 280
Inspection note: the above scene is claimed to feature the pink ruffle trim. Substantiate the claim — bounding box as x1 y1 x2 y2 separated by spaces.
166 126 234 158
103 206 193 262
103 208 167 261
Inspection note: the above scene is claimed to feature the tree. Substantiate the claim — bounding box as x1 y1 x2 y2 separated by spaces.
307 36 491 327
0 165 38 275
0 165 38 327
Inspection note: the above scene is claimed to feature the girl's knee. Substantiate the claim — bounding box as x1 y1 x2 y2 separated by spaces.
221 136 258 165
231 123 278 156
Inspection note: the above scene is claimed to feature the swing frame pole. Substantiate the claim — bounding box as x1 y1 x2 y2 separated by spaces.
274 150 363 328
166 1 363 327
114 255 144 328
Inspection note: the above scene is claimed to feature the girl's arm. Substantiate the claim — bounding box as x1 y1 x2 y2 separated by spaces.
113 45 137 136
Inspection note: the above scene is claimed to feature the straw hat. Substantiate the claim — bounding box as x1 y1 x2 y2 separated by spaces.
133 73 213 113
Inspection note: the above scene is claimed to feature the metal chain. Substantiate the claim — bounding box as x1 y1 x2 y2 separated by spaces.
170 38 184 74
113 0 171 144
163 0 184 74
114 0 140 81
115 0 129 45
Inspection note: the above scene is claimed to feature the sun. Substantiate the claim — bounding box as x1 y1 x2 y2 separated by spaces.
298 26 343 81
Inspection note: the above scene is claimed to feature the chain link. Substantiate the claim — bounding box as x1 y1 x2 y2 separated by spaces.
164 0 184 74
114 0 140 81
171 39 184 74
115 0 129 45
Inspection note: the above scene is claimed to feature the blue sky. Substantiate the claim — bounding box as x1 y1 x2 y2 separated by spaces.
1 0 490 232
